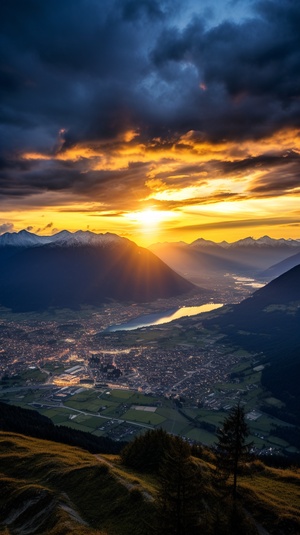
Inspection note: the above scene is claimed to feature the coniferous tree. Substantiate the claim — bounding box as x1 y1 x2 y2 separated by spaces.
216 404 252 498
121 428 175 472
157 436 202 535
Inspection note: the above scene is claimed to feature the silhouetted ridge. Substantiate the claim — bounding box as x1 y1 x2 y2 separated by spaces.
0 239 195 311
260 252 300 280
241 264 300 308
204 265 300 425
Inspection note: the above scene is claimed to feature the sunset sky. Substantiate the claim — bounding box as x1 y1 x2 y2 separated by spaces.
1 0 300 246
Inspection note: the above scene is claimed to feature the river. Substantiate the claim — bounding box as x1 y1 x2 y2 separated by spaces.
105 302 223 332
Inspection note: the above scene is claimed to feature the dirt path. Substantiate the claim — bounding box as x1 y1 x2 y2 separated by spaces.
94 454 154 502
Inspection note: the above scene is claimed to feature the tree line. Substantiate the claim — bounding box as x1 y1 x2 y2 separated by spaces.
121 405 255 535
0 400 126 454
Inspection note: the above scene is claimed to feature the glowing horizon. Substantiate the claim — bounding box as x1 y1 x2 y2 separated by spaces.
1 1 300 246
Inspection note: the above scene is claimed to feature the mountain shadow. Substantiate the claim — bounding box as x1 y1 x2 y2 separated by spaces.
0 241 197 312
204 265 300 425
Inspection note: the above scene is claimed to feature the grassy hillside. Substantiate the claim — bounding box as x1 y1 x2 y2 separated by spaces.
0 432 155 535
203 266 300 427
0 431 300 535
239 463 300 534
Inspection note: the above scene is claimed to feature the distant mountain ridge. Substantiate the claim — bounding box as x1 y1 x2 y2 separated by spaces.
220 235 300 248
2 230 300 249
0 230 197 312
153 235 300 250
149 235 300 287
0 229 128 248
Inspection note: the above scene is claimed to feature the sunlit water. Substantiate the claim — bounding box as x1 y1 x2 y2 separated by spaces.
105 303 223 332
232 276 265 289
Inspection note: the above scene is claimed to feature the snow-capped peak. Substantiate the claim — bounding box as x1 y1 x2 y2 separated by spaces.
229 236 300 248
217 240 230 248
49 230 127 247
191 237 220 248
0 230 50 247
0 229 129 248
229 236 257 247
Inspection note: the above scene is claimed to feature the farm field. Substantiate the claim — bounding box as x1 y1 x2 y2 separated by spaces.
0 382 296 453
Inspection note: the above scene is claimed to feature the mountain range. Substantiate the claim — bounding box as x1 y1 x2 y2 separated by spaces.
0 230 196 312
150 236 300 287
1 230 300 310
0 229 125 248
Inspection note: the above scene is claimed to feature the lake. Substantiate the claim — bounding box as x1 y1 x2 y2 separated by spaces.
105 303 223 332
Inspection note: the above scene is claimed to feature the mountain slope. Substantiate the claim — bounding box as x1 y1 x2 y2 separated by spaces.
0 235 197 312
149 241 249 286
231 263 300 312
0 431 155 535
260 251 300 280
204 265 300 423
1 430 300 535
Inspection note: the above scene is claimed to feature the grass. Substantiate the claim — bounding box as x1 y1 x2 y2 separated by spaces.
1 431 300 534
0 431 155 535
166 422 193 435
185 428 217 445
239 465 300 534
108 389 134 400
73 415 104 428
265 397 285 408
121 409 165 426
156 407 187 421
1 380 298 454
100 454 159 497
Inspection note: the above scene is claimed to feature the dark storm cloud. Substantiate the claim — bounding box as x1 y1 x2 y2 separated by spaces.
249 165 300 197
0 0 300 201
146 150 300 194
0 155 151 209
151 1 300 141
215 150 300 192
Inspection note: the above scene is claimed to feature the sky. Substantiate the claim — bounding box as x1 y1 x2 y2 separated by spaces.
1 0 300 246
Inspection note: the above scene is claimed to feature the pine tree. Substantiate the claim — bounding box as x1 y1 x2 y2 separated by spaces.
216 404 252 498
157 436 202 535
120 428 175 472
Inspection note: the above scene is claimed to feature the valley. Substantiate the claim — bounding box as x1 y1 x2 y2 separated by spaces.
0 292 298 457
1 231 300 461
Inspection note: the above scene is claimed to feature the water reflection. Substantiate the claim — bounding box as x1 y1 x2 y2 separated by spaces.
106 303 223 332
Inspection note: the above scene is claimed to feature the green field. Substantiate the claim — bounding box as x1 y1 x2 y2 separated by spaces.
0 377 298 454
122 409 165 426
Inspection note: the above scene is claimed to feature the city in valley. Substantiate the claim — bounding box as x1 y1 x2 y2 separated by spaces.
0 280 296 457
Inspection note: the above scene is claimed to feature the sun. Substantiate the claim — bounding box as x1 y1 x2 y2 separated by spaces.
124 209 170 228
134 209 164 226
122 208 179 245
